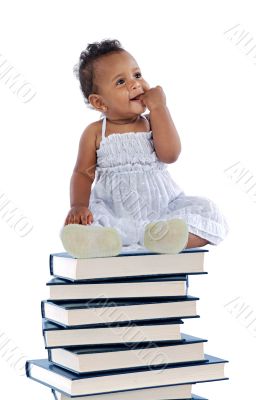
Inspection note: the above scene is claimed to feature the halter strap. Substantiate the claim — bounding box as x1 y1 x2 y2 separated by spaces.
101 114 148 140
101 115 107 140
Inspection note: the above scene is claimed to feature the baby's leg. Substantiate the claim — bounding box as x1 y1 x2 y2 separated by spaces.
60 224 122 259
186 233 209 248
166 194 229 246
143 194 228 254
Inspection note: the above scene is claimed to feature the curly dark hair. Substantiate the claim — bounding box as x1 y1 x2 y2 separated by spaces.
74 39 125 105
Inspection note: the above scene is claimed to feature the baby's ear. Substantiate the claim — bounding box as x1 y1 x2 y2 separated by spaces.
88 94 106 113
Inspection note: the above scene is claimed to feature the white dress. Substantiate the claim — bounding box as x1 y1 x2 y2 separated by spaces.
89 115 229 250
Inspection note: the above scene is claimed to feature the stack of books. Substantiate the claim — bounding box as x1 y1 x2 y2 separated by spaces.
26 247 228 399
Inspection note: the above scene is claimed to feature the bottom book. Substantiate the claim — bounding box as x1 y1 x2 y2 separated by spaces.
52 385 206 399
26 354 228 397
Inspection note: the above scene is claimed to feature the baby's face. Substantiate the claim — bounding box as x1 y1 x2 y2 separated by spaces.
92 51 150 119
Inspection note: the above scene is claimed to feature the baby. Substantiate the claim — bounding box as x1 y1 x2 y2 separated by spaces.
60 39 229 258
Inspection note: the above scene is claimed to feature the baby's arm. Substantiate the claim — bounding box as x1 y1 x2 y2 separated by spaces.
64 125 97 225
141 86 181 164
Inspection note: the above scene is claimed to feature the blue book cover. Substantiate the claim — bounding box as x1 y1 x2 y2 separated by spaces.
42 295 199 309
47 275 189 285
51 388 208 399
42 317 187 349
51 388 207 399
191 396 207 400
49 333 207 355
46 275 189 301
49 248 208 282
26 354 228 397
41 296 199 327
42 317 185 331
47 333 207 374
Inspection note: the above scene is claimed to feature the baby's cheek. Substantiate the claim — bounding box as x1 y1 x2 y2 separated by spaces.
143 81 151 91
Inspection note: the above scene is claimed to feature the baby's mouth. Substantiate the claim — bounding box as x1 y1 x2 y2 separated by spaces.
130 92 144 101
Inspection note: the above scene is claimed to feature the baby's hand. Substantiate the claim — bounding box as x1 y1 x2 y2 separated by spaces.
64 206 94 226
140 86 166 112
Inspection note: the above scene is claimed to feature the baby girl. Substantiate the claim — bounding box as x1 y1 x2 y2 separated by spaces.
60 39 229 258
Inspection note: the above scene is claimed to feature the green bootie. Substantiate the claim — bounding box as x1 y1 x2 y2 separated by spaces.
60 224 122 259
143 218 189 254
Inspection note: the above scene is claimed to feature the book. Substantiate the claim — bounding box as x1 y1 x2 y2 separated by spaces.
48 333 206 374
51 386 209 399
47 275 188 300
41 296 199 327
52 393 208 400
52 393 207 400
49 248 207 281
51 384 204 399
43 318 185 348
26 354 228 397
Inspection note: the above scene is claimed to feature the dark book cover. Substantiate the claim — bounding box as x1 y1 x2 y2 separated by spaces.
26 355 228 397
47 333 208 374
49 249 208 282
27 354 228 379
42 317 187 349
48 333 207 356
47 275 189 285
42 317 185 331
51 388 208 399
43 295 200 310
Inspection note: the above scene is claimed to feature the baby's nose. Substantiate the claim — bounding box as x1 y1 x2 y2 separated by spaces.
127 78 141 91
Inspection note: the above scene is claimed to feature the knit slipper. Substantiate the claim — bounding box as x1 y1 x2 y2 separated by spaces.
60 224 122 259
143 218 189 254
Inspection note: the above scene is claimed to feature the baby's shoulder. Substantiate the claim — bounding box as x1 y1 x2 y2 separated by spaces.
80 120 101 143
79 120 103 152
81 120 101 136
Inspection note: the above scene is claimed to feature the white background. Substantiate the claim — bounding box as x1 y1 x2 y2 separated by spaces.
0 0 256 398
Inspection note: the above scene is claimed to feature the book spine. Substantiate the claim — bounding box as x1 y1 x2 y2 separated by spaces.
186 274 189 295
51 389 58 400
41 318 48 349
41 301 46 318
49 254 53 276
48 349 52 362
42 332 48 349
25 360 31 377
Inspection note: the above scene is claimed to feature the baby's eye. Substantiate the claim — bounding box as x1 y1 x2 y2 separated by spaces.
116 78 125 86
134 72 142 78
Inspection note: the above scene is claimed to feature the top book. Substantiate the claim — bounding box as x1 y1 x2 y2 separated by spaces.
52 387 207 400
50 248 208 282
